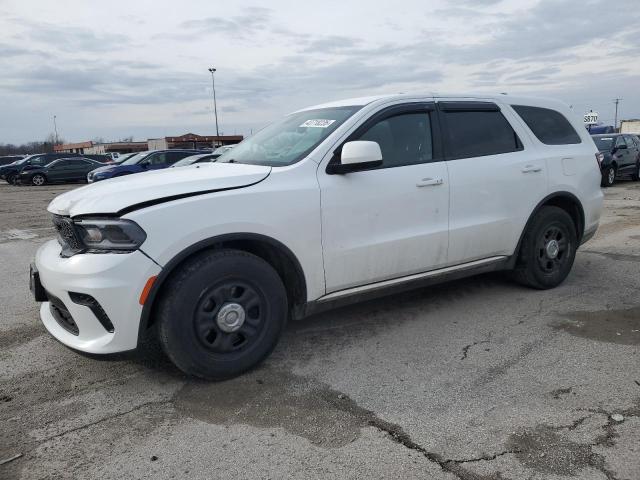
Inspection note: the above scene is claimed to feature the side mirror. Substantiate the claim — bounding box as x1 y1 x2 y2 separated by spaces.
327 140 383 174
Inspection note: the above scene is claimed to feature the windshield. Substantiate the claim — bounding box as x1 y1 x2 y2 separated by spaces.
217 106 360 166
121 151 152 165
592 136 615 151
172 155 204 167
15 155 41 165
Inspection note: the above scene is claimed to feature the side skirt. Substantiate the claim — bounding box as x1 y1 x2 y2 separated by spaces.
298 256 510 319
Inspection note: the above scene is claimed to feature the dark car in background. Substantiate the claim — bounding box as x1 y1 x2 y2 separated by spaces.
18 157 104 186
0 154 66 184
0 155 25 166
87 149 203 182
0 152 110 184
592 134 640 186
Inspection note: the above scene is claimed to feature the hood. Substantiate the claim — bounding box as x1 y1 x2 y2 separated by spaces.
48 162 272 217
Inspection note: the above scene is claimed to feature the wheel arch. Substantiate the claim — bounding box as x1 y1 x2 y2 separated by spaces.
508 191 585 269
137 233 308 343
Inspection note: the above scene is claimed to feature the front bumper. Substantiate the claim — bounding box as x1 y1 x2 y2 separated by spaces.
35 239 161 353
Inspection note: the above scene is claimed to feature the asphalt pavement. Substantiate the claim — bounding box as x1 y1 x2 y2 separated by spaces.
1 180 638 480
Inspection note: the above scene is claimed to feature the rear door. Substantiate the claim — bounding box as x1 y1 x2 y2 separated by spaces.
439 100 547 264
622 136 639 173
614 136 633 173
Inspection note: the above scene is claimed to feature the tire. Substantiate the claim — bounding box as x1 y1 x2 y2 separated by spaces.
631 162 640 181
31 174 46 186
511 206 577 290
5 174 16 185
157 249 288 380
601 166 616 187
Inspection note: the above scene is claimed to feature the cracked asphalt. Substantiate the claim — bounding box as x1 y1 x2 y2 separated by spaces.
1 180 639 480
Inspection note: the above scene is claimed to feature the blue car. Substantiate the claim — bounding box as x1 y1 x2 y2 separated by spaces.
87 149 204 183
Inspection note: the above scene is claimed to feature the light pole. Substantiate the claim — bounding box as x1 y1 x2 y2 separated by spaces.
613 98 622 132
53 115 59 145
208 67 220 148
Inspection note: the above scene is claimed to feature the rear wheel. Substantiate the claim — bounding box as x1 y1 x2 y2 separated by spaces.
631 162 640 181
511 206 577 289
31 174 46 186
601 166 616 187
157 249 288 380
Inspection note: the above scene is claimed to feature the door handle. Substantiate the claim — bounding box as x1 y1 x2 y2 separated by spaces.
521 165 542 173
416 177 444 187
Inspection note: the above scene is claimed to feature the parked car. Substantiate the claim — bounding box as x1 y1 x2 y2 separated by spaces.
0 153 82 184
170 153 218 168
31 94 603 380
86 149 202 182
592 133 640 186
0 155 25 166
18 157 104 186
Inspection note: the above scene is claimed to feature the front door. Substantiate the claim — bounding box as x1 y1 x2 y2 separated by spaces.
319 104 450 293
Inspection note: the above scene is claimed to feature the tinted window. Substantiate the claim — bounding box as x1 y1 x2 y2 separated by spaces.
592 136 615 151
512 105 581 145
355 112 433 168
615 136 627 148
167 151 194 164
624 135 636 148
442 110 522 159
146 152 169 165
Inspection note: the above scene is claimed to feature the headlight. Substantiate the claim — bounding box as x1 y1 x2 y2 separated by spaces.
53 215 147 256
74 218 147 252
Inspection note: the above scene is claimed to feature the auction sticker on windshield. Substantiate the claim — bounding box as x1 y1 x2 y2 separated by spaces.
300 119 336 128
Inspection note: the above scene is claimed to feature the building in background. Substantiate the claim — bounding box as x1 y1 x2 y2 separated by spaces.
55 133 243 155
55 141 147 154
147 133 243 150
620 120 640 134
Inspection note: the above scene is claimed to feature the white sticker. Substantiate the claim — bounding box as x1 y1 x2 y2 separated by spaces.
300 119 336 128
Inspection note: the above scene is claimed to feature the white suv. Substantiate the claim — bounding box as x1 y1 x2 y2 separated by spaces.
30 94 603 379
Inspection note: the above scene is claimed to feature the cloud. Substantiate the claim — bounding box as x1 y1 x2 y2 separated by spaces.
16 19 130 53
179 7 272 38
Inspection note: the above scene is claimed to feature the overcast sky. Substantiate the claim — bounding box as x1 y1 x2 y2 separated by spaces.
1 0 639 144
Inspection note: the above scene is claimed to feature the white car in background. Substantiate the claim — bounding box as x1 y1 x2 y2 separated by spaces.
31 93 603 380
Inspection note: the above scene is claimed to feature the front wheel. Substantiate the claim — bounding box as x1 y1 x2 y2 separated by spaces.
631 162 640 181
511 206 577 289
157 249 288 380
601 166 616 187
5 174 16 185
31 174 46 186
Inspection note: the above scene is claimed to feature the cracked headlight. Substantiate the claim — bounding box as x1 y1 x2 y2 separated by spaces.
73 218 147 253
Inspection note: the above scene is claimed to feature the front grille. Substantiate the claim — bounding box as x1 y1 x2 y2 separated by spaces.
69 292 114 333
52 215 83 257
48 293 79 335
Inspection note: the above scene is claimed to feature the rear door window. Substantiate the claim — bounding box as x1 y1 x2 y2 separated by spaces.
439 104 522 159
511 105 581 145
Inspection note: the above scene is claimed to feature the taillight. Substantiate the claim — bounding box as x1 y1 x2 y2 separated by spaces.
595 152 604 167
